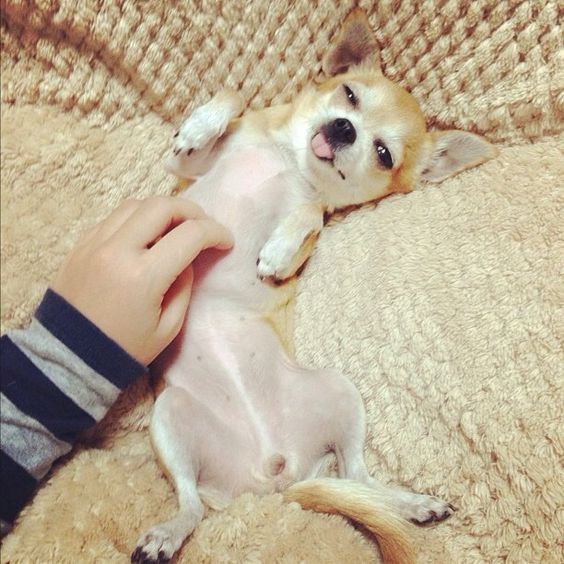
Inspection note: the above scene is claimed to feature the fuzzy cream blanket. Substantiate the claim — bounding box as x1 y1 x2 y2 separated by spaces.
1 1 563 562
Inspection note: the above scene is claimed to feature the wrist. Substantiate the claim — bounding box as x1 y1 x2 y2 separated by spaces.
36 289 148 389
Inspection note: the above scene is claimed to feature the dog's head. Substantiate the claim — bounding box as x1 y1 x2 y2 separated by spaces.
289 9 497 210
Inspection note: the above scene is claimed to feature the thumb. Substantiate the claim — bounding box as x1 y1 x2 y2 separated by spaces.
157 265 194 350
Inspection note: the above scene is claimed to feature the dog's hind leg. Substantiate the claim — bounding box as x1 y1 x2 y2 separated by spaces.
326 373 455 525
131 387 207 564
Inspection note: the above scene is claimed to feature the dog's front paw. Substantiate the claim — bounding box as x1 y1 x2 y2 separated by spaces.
171 91 244 157
399 493 455 525
257 237 300 282
172 106 227 157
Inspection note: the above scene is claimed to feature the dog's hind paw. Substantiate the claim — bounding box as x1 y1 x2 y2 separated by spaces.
131 525 184 564
401 493 455 525
131 546 170 564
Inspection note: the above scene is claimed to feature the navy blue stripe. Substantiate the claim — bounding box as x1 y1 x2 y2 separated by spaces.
0 450 38 523
1 337 96 442
35 289 147 390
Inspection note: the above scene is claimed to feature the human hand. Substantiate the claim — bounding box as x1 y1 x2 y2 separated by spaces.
51 197 233 365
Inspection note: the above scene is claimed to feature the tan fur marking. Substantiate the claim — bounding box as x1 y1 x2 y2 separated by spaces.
284 479 417 564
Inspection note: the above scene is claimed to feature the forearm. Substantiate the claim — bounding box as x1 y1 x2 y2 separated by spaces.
0 290 147 528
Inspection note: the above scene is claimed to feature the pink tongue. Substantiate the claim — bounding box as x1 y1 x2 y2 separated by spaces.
311 132 334 160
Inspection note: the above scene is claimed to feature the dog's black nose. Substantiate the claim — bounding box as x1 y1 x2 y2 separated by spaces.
327 118 356 146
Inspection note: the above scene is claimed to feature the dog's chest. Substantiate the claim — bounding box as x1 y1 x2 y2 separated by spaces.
171 142 303 320
182 144 292 238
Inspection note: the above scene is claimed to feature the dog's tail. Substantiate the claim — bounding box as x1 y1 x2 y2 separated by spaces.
283 478 416 564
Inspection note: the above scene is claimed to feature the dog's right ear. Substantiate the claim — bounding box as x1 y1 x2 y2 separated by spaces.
322 9 380 76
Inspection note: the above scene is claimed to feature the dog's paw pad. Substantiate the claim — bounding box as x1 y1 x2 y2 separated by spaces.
131 546 169 564
131 527 181 564
406 495 455 525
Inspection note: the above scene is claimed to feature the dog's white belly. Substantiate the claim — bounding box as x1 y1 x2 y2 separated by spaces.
159 312 320 499
155 143 319 496
163 310 304 496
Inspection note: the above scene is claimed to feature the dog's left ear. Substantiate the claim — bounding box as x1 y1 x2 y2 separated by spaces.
421 130 499 183
322 9 380 76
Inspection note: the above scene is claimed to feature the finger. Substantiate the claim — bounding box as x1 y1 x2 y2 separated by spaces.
112 197 207 249
147 217 234 293
156 266 194 353
75 222 102 248
81 200 142 246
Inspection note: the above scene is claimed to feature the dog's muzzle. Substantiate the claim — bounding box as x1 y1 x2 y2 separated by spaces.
311 118 356 163
325 118 356 147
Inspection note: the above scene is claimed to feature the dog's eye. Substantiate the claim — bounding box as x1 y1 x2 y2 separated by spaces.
375 141 393 169
343 85 357 107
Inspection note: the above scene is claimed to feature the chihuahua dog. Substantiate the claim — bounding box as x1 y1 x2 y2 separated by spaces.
132 10 496 564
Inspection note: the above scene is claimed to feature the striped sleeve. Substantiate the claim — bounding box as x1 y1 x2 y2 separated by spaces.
0 289 147 526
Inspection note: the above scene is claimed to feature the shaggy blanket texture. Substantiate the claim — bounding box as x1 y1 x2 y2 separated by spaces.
1 1 563 562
